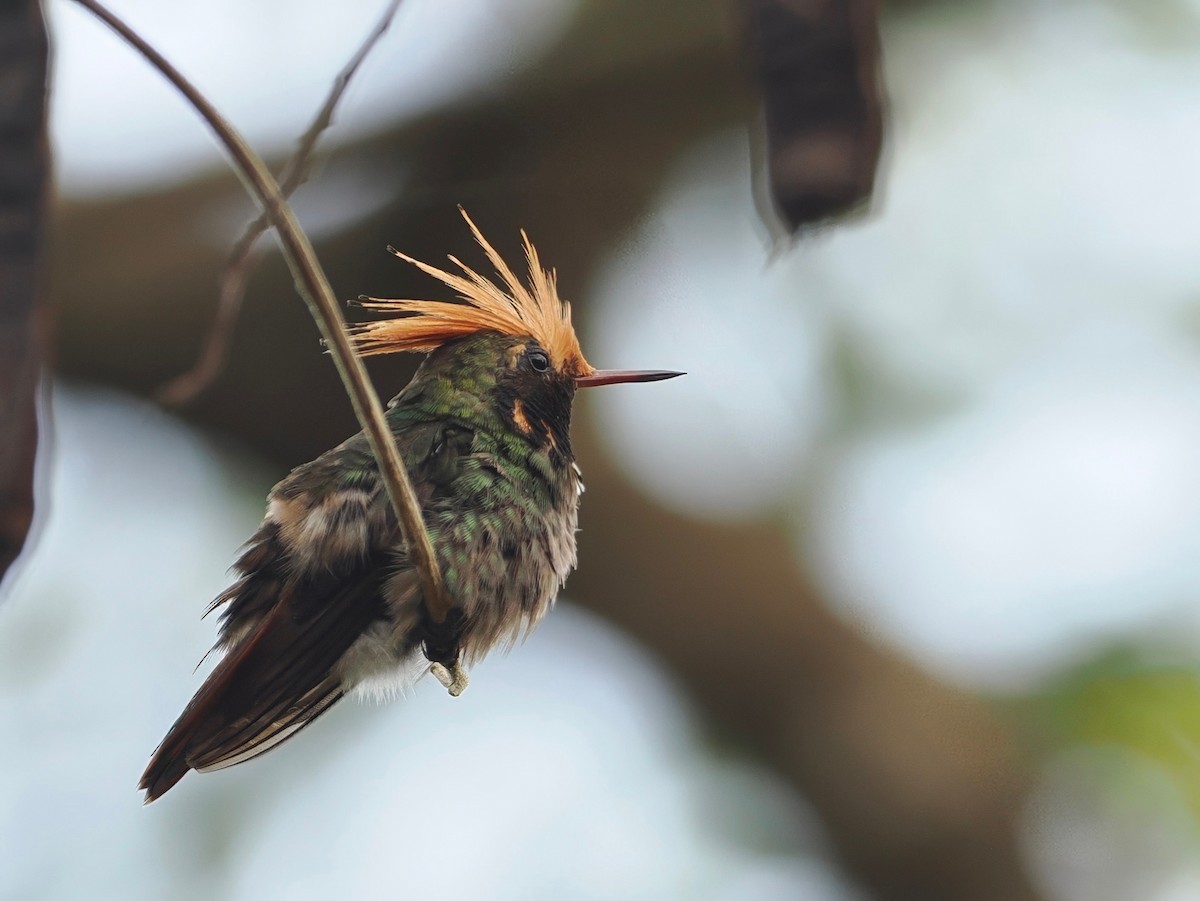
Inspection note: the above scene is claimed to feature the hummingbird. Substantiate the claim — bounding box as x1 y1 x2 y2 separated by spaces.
138 210 682 802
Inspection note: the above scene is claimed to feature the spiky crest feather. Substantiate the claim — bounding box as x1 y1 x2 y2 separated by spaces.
350 209 594 376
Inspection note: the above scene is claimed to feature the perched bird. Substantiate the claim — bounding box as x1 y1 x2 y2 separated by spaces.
139 210 681 802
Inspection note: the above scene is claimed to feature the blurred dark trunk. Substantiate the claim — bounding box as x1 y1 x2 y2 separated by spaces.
44 0 1041 897
576 415 1039 901
0 0 49 591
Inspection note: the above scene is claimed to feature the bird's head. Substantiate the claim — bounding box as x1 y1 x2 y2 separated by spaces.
350 209 682 438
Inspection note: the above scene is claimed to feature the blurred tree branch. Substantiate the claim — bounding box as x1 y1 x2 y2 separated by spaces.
158 0 404 407
0 0 49 591
46 0 1041 897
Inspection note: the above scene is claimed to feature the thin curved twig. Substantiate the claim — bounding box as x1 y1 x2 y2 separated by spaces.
73 0 457 635
157 0 403 406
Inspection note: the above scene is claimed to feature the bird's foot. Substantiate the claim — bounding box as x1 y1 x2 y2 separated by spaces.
431 660 469 697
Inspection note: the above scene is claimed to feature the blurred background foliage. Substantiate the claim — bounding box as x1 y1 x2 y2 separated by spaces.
4 0 1200 898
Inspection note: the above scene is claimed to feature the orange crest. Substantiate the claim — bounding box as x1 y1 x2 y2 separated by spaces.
350 209 594 377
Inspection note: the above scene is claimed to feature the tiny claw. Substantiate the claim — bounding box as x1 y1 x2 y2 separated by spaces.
430 662 450 688
430 661 469 697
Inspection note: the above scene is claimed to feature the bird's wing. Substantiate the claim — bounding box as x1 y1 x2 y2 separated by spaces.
139 419 473 802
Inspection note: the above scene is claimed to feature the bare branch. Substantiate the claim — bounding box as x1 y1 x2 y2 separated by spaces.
72 0 458 635
157 0 403 406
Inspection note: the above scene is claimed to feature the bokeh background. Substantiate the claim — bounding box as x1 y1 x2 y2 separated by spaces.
4 0 1200 898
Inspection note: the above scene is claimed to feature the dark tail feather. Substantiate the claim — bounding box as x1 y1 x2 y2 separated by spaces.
141 560 387 803
138 603 310 802
139 596 366 802
140 746 192 803
138 669 342 803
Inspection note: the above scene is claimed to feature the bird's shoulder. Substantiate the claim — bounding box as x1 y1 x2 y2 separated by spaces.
275 413 474 501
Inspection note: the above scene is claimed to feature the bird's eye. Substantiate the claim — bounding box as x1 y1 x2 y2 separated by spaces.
527 349 550 373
